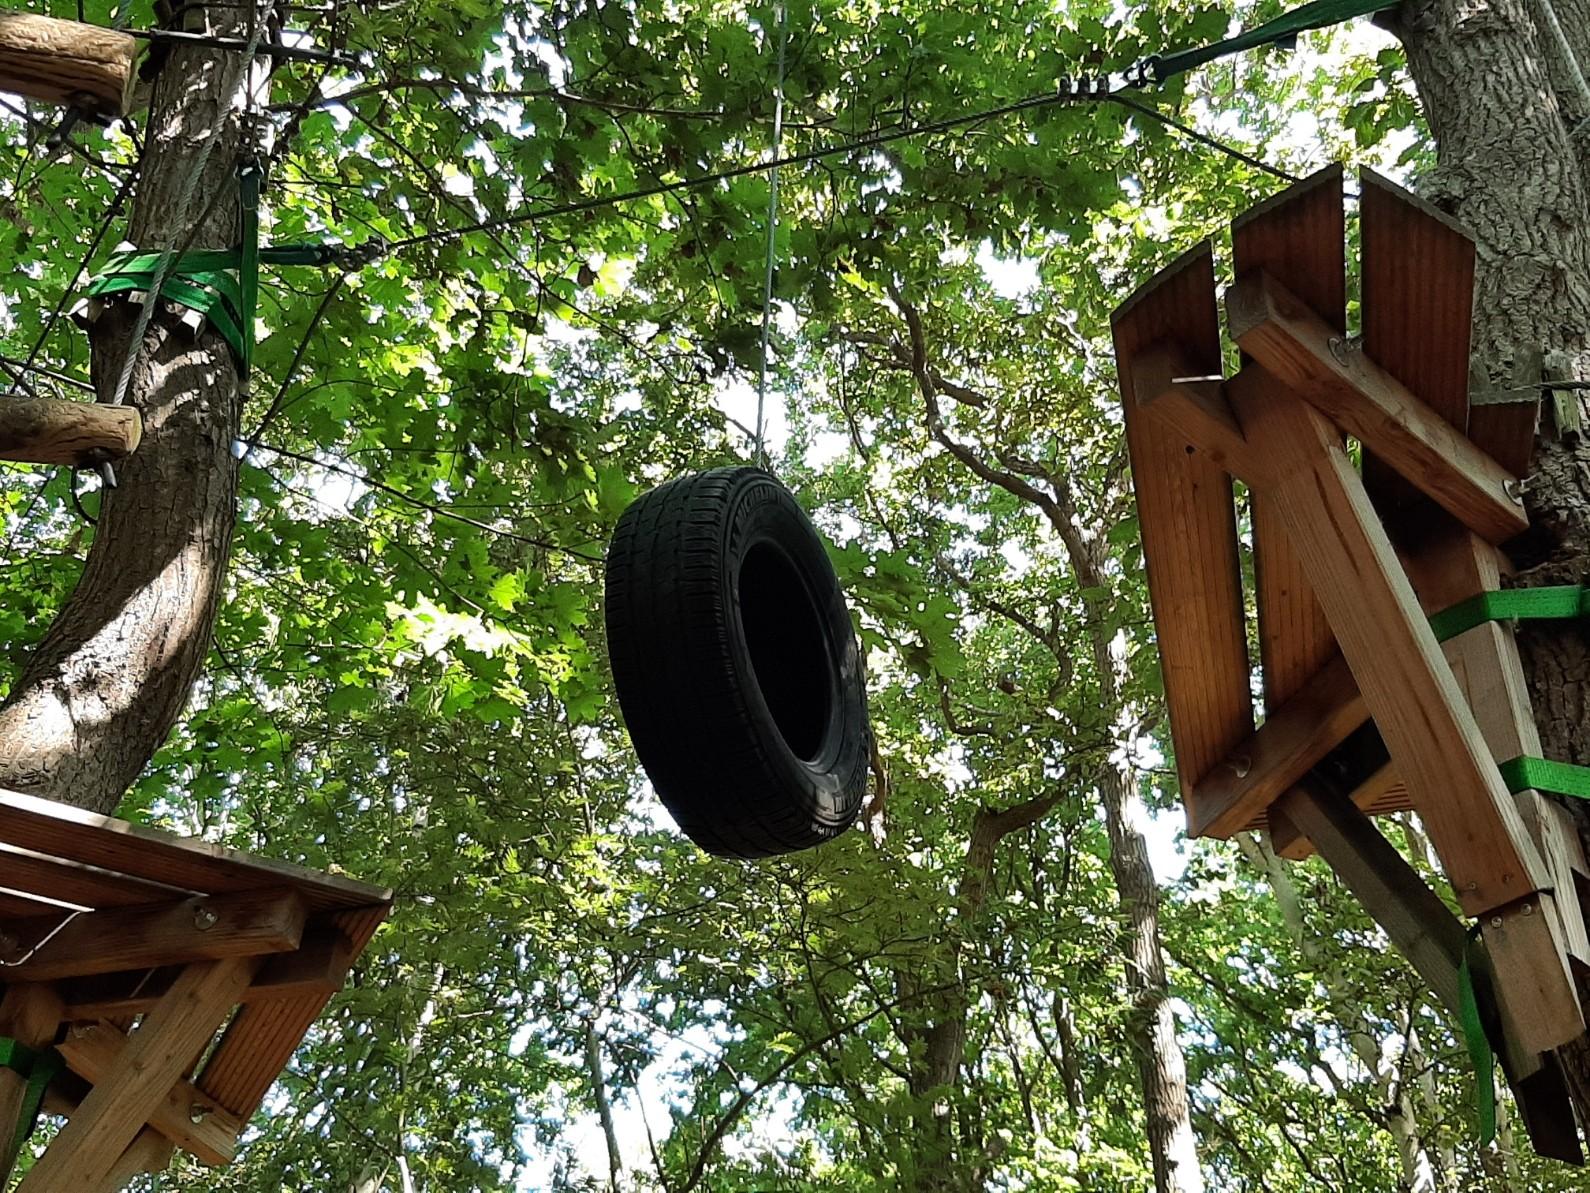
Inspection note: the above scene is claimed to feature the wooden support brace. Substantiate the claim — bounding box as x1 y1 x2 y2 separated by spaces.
18 957 256 1191
3 887 306 981
1226 382 1548 913
56 1023 242 1165
0 398 141 467
97 1130 174 1193
1226 272 1528 544
0 12 138 117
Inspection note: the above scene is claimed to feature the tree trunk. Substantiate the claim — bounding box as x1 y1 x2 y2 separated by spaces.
0 6 268 811
1392 0 1590 1117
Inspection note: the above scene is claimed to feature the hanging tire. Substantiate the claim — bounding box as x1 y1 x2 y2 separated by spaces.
604 467 870 857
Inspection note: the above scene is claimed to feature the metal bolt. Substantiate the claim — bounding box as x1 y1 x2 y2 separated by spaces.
189 1103 211 1125
193 905 219 931
1467 882 1478 892
1229 754 1252 779
1522 902 1534 915
70 1023 92 1039
1491 916 1504 928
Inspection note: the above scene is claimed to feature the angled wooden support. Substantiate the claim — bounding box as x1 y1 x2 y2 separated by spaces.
0 398 141 467
97 1130 174 1193
1226 381 1548 914
1226 271 1528 544
1127 342 1259 483
17 956 258 1191
4 887 307 981
0 12 138 117
56 1023 243 1165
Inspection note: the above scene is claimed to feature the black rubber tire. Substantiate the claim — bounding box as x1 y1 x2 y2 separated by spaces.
604 467 869 857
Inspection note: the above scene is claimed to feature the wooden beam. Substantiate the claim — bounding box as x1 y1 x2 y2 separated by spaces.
17 956 257 1191
0 12 138 117
0 985 62 1177
1128 342 1259 482
1188 652 1366 838
57 922 360 1018
1226 382 1548 913
3 888 305 982
1226 271 1528 544
1272 778 1467 1014
56 1024 242 1165
1481 893 1584 1054
0 398 141 467
96 1130 174 1193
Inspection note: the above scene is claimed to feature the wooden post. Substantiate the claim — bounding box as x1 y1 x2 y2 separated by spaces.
0 12 139 117
18 957 255 1191
0 984 62 1177
0 398 141 467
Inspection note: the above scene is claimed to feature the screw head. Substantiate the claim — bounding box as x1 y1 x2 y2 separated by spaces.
189 1102 211 1125
1522 902 1535 915
192 905 219 931
1491 916 1504 928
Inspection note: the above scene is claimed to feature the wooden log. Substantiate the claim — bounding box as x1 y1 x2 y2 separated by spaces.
1227 382 1548 913
1226 271 1528 544
0 398 141 466
0 12 138 117
3 888 306 981
17 957 256 1191
56 1023 242 1165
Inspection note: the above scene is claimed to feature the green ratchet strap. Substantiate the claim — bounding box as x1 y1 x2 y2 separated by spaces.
1429 585 1590 643
1456 930 1497 1146
1498 755 1590 801
239 161 261 378
1143 0 1402 85
0 1038 64 1179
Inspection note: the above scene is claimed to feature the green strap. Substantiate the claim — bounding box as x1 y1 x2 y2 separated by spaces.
1498 755 1590 800
0 1039 63 1181
1429 585 1590 643
239 161 262 379
1149 0 1401 83
1457 931 1497 1146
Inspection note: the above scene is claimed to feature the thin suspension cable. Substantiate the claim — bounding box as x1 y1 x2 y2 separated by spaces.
754 1 788 469
1107 94 1302 184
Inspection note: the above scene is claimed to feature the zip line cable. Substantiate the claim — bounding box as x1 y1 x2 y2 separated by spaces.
753 1 788 469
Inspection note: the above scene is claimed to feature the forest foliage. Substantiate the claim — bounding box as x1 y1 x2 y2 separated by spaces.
0 0 1570 1188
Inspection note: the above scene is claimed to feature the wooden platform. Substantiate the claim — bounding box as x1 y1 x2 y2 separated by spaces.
1112 167 1590 1162
0 788 391 1189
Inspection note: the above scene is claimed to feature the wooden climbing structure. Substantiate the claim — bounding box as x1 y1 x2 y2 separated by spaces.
0 788 391 1189
1113 164 1589 1160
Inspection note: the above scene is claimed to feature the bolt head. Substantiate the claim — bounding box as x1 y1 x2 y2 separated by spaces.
1491 916 1504 928
192 905 220 931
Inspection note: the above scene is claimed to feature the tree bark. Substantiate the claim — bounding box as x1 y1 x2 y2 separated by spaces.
1393 0 1590 1119
0 6 268 811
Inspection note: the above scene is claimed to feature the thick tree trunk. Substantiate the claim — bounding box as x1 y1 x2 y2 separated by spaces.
1393 0 1590 1117
0 7 268 811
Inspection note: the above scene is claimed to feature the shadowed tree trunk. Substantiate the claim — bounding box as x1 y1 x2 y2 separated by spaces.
0 5 269 812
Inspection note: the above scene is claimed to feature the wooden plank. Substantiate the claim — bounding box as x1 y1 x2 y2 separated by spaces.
1128 342 1258 482
1190 652 1366 838
1112 242 1254 817
199 904 387 1118
0 842 195 909
1272 778 1466 1015
56 1024 242 1165
1469 392 1539 478
1231 164 1343 714
0 985 62 1178
1226 271 1528 544
1227 382 1547 913
59 922 361 1018
0 12 138 117
1482 892 1584 1054
96 1130 174 1193
1359 166 1477 511
3 888 306 982
17 957 257 1192
0 398 140 467
0 788 389 913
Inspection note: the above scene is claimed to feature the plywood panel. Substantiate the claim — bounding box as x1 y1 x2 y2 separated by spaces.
1111 242 1254 822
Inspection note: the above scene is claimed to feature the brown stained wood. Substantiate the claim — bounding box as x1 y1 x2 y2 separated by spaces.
2 888 306 982
1111 243 1253 816
1273 778 1467 1015
1227 271 1527 544
1231 165 1343 714
1129 342 1258 481
0 984 63 1177
59 922 361 1018
1359 167 1478 510
0 12 137 117
1227 382 1547 913
0 788 389 913
56 1023 242 1165
1469 393 1540 478
1190 652 1366 838
1271 760 1399 859
0 398 140 467
0 842 194 909
199 904 387 1118
17 957 257 1191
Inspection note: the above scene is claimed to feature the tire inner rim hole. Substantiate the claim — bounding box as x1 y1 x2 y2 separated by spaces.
738 541 833 762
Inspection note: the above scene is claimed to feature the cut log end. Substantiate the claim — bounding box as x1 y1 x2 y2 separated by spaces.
0 12 139 117
0 398 142 466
